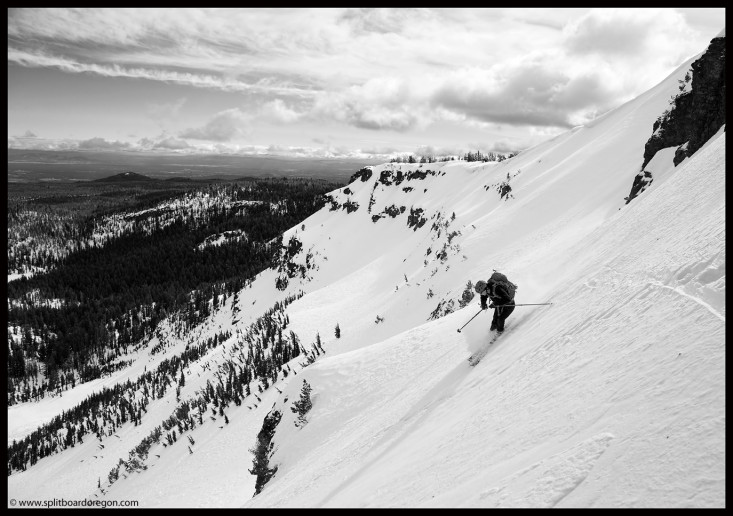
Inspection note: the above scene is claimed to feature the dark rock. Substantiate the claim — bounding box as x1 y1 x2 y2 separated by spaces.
348 167 373 183
624 170 653 204
628 34 725 205
643 35 725 169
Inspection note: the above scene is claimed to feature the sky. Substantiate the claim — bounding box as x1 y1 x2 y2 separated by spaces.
7 7 725 160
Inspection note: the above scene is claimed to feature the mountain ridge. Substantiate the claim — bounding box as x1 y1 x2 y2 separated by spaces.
93 171 156 183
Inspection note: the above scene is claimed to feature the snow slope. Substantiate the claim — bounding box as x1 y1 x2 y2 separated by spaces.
245 128 724 508
7 43 725 508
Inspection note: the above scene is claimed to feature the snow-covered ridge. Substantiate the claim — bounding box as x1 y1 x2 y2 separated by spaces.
7 187 274 280
195 230 248 251
89 192 264 244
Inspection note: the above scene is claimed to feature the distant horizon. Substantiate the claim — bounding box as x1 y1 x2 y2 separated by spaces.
7 147 381 183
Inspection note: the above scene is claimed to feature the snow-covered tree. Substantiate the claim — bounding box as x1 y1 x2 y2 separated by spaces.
290 380 313 428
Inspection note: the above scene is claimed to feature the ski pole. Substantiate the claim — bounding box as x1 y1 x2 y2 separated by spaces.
457 309 484 333
494 303 553 307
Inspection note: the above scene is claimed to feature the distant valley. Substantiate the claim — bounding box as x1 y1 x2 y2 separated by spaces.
7 149 378 183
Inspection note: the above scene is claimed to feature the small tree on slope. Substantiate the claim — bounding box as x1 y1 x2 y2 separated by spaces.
290 380 313 428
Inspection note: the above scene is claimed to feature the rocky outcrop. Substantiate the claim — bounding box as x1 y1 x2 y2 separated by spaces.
623 170 653 204
641 92 695 171
626 33 725 204
348 167 373 183
679 35 726 163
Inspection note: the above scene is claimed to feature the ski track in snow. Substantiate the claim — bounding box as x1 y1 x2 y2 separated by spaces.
478 433 615 508
650 282 725 322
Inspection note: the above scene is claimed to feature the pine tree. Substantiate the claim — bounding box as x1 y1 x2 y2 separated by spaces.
290 380 313 427
334 323 341 339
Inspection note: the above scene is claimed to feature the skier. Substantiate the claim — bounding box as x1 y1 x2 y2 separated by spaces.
474 273 516 333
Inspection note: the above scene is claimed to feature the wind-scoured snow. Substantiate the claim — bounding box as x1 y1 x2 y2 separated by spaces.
7 45 724 508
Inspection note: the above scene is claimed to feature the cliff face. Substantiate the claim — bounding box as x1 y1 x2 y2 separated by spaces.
680 35 727 164
626 33 725 204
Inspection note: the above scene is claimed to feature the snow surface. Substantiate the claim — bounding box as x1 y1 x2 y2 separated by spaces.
7 44 725 508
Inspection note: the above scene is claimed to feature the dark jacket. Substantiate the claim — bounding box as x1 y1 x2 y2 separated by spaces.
480 281 514 309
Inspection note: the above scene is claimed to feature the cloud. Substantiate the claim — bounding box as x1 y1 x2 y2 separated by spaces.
488 139 523 154
349 108 420 132
259 99 301 123
134 135 191 150
563 8 696 59
152 136 191 150
136 137 156 150
7 47 317 97
77 137 131 150
309 54 618 132
338 8 432 35
8 8 721 156
312 77 432 131
8 136 76 151
564 11 650 56
179 108 250 142
431 62 614 129
22 130 38 138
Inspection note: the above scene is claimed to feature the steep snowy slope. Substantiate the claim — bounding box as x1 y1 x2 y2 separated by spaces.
241 128 724 508
230 50 725 506
7 37 724 508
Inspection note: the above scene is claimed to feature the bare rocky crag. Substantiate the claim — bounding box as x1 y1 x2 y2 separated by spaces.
625 32 725 204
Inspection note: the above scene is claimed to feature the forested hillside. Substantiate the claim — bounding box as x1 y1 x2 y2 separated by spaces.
7 178 342 406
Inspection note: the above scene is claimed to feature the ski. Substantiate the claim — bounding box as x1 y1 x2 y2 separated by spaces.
467 330 504 366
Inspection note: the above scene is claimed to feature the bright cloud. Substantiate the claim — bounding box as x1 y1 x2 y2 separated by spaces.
259 100 302 124
312 77 434 131
179 109 250 142
563 8 696 60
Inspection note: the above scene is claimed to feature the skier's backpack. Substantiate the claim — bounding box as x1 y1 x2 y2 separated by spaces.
488 271 517 300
